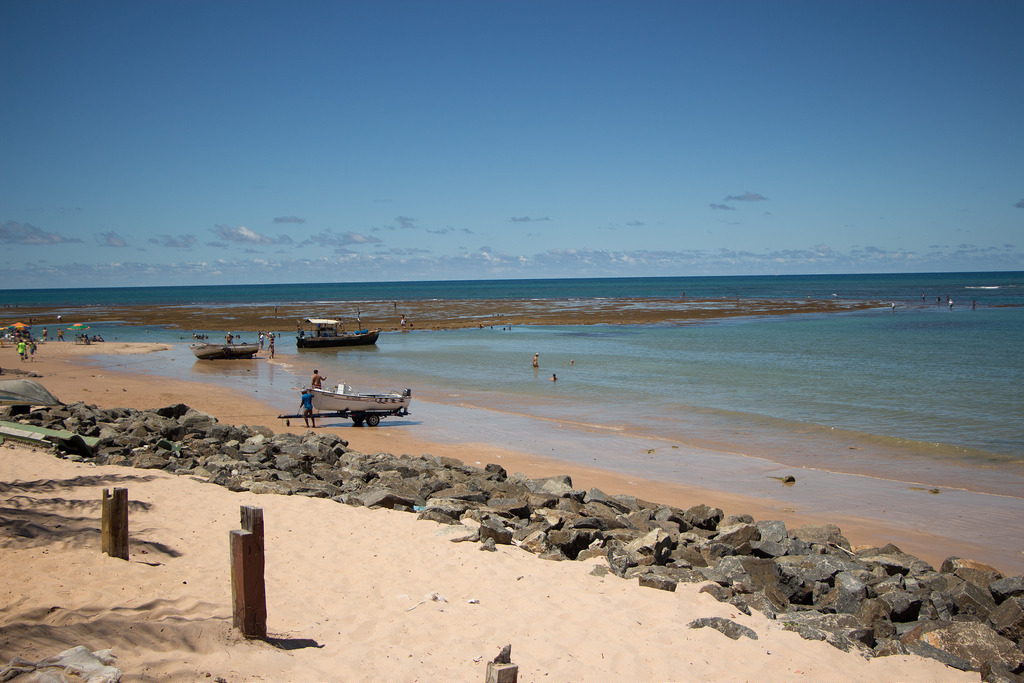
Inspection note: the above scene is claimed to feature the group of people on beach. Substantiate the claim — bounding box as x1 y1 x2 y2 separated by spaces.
222 330 277 358
15 338 37 362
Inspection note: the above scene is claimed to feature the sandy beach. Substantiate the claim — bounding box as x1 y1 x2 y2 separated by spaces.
0 339 1004 682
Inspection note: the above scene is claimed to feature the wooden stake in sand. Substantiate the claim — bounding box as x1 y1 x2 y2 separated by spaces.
485 644 518 683
100 487 129 560
230 505 267 639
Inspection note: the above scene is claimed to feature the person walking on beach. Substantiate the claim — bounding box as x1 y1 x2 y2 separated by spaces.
311 369 325 389
57 328 64 341
300 388 316 428
17 339 26 362
28 340 36 361
259 332 265 349
268 334 275 358
42 327 48 341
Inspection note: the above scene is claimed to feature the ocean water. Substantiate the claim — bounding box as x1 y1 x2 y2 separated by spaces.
6 272 1023 495
3 270 1022 307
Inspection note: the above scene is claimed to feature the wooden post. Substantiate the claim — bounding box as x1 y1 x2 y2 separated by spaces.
101 487 129 560
485 644 518 683
230 505 267 638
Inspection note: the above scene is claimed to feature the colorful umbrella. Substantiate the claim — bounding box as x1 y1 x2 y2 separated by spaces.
68 323 90 330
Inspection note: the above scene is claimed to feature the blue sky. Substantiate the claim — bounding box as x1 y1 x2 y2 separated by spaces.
2 1 1022 288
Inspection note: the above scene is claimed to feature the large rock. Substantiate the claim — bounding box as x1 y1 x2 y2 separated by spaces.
988 596 1024 643
901 621 1024 673
991 577 1024 603
520 475 577 497
584 488 638 514
357 489 416 510
942 557 1004 588
132 452 171 469
777 612 871 652
714 522 760 549
687 617 758 641
856 545 934 577
623 528 672 565
790 523 851 551
703 556 778 592
684 504 723 531
479 519 514 545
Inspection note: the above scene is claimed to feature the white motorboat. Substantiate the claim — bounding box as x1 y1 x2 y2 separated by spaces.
308 383 411 426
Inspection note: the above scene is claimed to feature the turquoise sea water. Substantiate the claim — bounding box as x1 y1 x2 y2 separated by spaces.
5 271 1023 492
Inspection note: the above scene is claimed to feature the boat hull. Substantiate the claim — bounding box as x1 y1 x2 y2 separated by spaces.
310 386 410 413
190 343 259 360
296 329 379 348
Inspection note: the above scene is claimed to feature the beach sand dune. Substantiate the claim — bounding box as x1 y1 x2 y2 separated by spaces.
0 445 974 683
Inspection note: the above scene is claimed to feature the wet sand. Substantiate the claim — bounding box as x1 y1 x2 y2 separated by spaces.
3 296 878 334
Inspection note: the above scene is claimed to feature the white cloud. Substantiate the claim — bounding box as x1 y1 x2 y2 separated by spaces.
0 221 81 245
212 224 277 245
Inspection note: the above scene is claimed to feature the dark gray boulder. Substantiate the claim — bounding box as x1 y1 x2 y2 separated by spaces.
901 621 1024 673
684 504 723 530
989 596 1024 644
687 617 758 641
358 489 416 509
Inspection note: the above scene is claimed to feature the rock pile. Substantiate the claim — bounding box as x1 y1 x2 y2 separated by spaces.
7 401 1024 679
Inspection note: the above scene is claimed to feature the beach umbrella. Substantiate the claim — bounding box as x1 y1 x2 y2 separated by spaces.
68 323 90 330
9 322 29 329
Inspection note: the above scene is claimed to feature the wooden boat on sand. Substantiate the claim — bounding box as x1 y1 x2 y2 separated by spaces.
190 342 259 360
296 319 379 348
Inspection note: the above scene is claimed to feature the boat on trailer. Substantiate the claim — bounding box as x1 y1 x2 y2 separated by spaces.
296 319 379 348
279 383 411 427
190 342 260 360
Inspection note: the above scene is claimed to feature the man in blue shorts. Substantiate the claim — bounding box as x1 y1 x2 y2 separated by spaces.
300 388 316 428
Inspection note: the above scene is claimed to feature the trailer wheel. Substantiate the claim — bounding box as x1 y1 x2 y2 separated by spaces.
365 414 380 427
352 416 365 426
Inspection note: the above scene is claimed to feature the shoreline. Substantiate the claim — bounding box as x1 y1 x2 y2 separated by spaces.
5 341 1022 574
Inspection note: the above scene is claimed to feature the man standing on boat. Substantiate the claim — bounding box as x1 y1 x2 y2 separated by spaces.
311 369 325 389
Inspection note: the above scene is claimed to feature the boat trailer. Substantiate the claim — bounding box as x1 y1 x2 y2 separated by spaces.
277 405 410 427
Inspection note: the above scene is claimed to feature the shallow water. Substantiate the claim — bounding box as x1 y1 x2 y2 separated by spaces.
25 271 1022 497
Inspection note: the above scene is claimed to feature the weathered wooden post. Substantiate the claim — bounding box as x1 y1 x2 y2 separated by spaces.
230 505 267 638
101 487 129 560
485 644 518 683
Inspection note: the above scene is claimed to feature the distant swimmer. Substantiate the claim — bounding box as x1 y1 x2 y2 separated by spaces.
550 374 557 381
891 302 896 312
532 353 539 368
